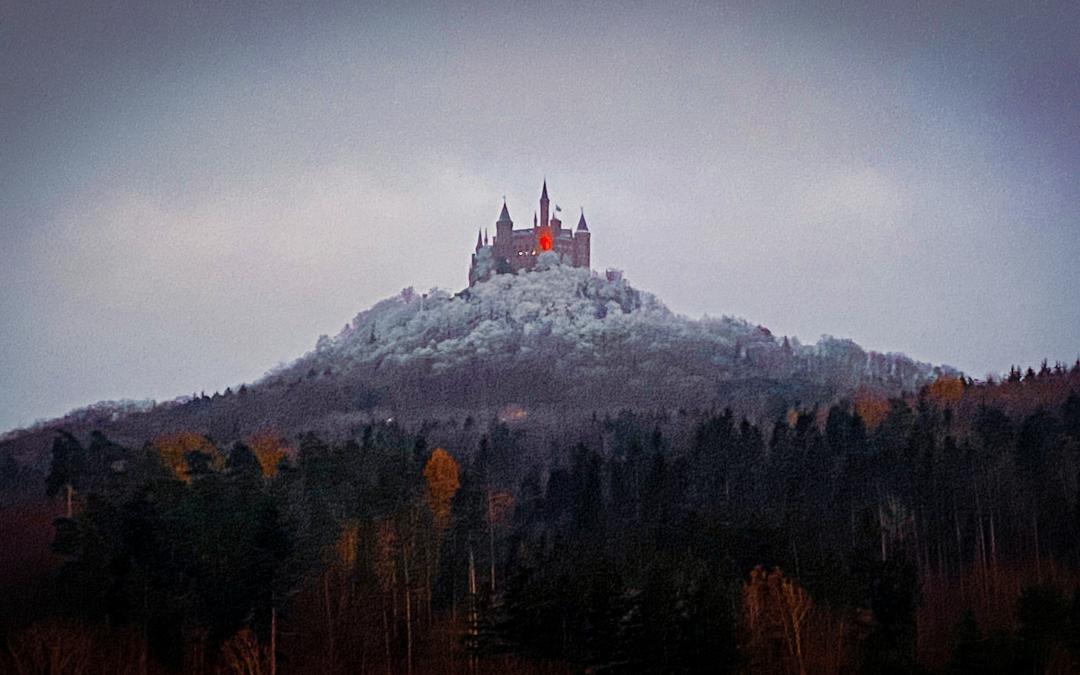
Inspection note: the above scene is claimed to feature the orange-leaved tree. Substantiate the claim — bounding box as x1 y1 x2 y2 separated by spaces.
742 566 812 675
246 431 291 479
153 432 223 483
421 447 461 649
423 448 460 537
926 376 964 405
853 389 890 430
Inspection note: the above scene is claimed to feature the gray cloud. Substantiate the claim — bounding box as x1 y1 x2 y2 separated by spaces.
2 1 1078 430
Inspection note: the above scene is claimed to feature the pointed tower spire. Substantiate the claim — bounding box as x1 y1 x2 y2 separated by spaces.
539 179 550 228
484 228 489 246
493 198 513 261
576 208 588 231
497 199 512 225
533 211 538 228
476 228 483 250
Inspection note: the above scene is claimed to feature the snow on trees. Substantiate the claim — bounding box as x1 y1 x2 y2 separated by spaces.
286 264 943 397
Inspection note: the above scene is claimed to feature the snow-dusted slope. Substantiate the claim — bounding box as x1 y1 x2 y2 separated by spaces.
0 260 955 464
277 258 947 397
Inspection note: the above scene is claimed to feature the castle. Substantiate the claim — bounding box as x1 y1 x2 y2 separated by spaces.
468 180 591 286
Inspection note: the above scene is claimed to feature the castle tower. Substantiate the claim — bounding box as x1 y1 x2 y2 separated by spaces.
494 199 513 260
575 209 591 268
539 180 550 229
535 181 553 253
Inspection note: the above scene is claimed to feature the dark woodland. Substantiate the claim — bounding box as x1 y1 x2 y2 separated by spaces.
3 363 1080 674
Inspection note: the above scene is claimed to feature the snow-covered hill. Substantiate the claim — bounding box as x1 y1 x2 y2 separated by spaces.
276 257 949 399
0 257 957 467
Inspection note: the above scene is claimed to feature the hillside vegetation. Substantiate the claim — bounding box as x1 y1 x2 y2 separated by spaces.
0 261 955 467
2 260 1080 673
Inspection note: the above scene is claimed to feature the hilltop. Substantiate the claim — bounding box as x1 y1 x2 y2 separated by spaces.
285 259 947 403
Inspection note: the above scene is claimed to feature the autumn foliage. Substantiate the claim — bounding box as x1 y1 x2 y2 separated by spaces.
6 364 1080 673
246 431 290 479
423 447 460 535
853 388 890 430
741 567 812 675
153 431 222 483
926 375 964 404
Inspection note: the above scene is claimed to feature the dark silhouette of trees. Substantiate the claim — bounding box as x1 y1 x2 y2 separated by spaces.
6 369 1080 672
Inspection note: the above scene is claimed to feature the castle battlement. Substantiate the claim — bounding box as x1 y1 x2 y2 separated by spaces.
469 180 591 286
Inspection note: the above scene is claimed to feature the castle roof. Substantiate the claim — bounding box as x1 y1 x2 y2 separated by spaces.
577 209 589 231
541 180 549 201
497 200 512 224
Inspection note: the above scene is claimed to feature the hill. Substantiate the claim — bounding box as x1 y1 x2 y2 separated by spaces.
4 260 1080 675
1 260 953 465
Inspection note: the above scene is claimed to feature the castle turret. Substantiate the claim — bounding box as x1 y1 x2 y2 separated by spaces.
575 209 591 268
494 199 513 260
475 228 483 251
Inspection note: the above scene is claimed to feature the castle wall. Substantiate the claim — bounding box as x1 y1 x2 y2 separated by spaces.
494 228 585 274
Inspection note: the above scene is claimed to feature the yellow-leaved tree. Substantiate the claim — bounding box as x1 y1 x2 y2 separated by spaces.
926 376 964 404
421 446 461 658
246 431 290 479
853 389 890 430
153 432 223 484
742 566 812 675
423 448 460 537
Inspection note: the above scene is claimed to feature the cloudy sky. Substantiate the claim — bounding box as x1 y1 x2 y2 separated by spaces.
1 1 1077 431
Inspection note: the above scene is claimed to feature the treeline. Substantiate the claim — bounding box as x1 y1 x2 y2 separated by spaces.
2 375 1080 673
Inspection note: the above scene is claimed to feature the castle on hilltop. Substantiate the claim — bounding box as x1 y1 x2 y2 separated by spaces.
469 180 591 286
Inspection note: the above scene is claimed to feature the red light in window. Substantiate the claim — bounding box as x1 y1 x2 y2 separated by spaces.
539 234 552 251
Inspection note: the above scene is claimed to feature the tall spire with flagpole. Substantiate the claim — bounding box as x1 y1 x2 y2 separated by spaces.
539 179 550 229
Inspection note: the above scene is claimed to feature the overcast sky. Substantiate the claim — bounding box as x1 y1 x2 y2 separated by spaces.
1 1 1077 431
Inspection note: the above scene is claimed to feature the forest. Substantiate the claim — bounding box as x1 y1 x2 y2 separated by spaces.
2 364 1080 674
